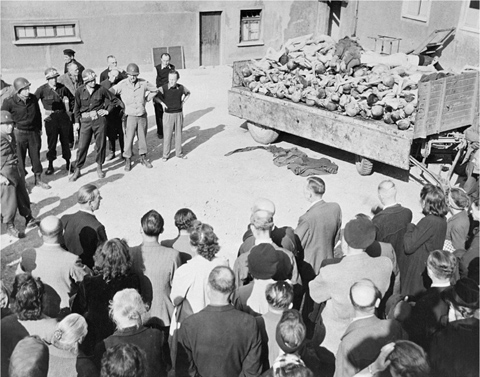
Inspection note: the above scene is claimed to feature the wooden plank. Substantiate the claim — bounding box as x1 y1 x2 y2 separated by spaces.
228 88 413 170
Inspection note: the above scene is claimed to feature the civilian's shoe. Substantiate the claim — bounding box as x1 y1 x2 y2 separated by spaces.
25 215 39 230
6 223 22 239
125 158 132 172
69 168 81 182
106 152 115 161
162 157 168 162
177 154 187 159
34 174 51 190
140 155 153 169
45 161 54 175
97 165 106 179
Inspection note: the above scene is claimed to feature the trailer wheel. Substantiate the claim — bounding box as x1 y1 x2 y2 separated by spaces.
355 155 374 176
247 122 279 144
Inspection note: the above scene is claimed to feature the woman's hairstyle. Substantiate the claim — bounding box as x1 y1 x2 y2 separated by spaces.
101 343 146 377
420 184 448 217
109 289 147 329
189 221 220 261
448 187 470 210
427 250 457 281
174 208 197 231
266 281 294 310
77 184 98 204
52 314 88 354
94 238 132 281
11 273 44 320
1 280 10 309
387 340 430 377
276 309 306 353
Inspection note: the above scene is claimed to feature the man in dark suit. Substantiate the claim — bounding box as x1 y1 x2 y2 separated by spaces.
61 184 107 269
0 111 38 238
99 55 127 83
63 49 85 76
154 53 175 139
177 266 262 377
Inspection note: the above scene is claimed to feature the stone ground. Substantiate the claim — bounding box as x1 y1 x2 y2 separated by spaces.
1 65 443 289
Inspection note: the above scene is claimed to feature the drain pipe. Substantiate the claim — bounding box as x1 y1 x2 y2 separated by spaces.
352 0 360 37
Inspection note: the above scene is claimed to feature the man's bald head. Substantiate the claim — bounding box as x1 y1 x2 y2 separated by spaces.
251 198 276 215
39 216 63 240
378 180 397 205
208 266 235 294
350 279 381 312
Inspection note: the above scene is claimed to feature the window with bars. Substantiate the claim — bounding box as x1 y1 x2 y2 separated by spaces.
402 0 431 22
240 10 262 42
12 21 80 44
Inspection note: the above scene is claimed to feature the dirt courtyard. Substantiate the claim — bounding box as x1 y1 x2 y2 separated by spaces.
1 65 430 289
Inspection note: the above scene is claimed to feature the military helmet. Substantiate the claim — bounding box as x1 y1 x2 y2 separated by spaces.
82 69 96 83
0 111 14 124
126 63 140 76
44 68 60 80
13 77 31 93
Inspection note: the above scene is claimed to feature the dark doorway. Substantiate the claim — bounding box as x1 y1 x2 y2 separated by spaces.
200 11 221 66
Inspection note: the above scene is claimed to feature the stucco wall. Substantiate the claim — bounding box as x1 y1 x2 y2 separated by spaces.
1 0 321 74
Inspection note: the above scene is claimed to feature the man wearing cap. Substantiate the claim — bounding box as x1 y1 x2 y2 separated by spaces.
177 266 262 377
154 53 175 139
232 243 293 317
35 68 74 175
309 217 393 354
1 77 50 189
335 279 406 377
70 69 115 181
0 78 15 108
99 55 127 84
0 111 38 238
109 63 157 171
429 278 479 377
63 49 85 76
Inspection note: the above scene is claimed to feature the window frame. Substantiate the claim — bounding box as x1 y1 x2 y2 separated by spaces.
401 0 432 23
459 0 480 33
11 20 82 45
238 9 264 47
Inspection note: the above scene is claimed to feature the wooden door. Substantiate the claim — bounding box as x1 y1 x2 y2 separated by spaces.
200 11 221 66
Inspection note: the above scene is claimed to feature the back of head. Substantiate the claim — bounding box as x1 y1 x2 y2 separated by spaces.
189 221 220 261
251 198 276 215
378 180 397 204
248 243 292 281
273 355 313 377
387 340 430 377
77 184 98 204
52 313 88 353
344 217 376 250
350 279 381 313
9 336 49 377
250 209 274 231
420 184 448 217
11 273 44 320
141 210 164 237
174 208 197 231
306 176 325 197
208 266 235 295
444 278 479 318
276 309 306 354
109 288 146 329
39 216 63 240
101 343 146 377
448 187 470 211
266 281 294 310
426 250 456 281
95 238 131 281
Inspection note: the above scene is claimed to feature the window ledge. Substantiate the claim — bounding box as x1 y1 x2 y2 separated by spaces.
459 25 479 34
13 36 82 45
401 15 428 23
238 40 264 47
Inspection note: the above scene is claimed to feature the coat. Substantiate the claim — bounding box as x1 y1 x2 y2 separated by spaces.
402 215 447 297
295 200 342 275
309 253 393 354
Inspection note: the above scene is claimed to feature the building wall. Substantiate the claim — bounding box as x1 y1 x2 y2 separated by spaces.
1 0 321 74
337 0 479 70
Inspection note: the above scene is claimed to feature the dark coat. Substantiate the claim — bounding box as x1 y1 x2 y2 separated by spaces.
402 215 447 297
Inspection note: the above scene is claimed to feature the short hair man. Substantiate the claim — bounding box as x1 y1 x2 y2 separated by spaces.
154 70 190 161
372 180 413 273
335 279 406 377
1 78 50 189
17 216 90 317
109 63 157 171
0 111 39 238
154 53 175 139
130 210 181 330
35 67 74 175
309 217 393 354
58 62 84 98
99 55 127 83
161 207 198 263
63 48 85 76
70 68 116 181
177 266 262 376
61 184 107 268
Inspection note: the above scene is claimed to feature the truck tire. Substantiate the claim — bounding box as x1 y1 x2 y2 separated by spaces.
355 155 374 176
247 122 279 144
